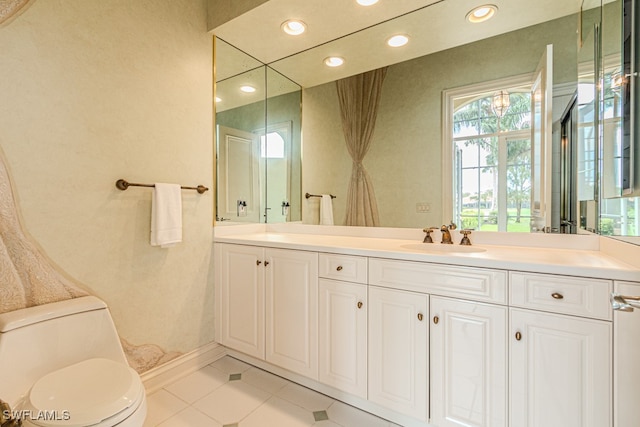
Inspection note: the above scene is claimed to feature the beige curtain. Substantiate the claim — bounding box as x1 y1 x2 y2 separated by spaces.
336 67 387 226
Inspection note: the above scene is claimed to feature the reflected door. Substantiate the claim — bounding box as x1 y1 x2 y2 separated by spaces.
530 44 554 232
217 125 260 223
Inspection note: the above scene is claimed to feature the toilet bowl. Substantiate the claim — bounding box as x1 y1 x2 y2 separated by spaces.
20 359 147 427
0 297 147 427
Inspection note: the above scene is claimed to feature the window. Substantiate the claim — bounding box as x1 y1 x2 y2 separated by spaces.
260 131 285 158
444 77 533 232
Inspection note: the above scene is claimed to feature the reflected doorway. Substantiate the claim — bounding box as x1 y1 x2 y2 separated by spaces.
560 95 578 233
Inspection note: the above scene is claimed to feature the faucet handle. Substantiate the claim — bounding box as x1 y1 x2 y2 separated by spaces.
422 227 437 243
460 229 472 246
449 221 457 230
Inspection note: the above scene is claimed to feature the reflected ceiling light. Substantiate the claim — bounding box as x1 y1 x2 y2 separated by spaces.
466 5 498 23
387 34 409 47
240 85 256 93
356 0 379 5
324 56 345 67
281 19 307 35
215 97 222 103
491 90 510 117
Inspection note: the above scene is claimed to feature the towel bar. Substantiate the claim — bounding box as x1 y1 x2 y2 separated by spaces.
305 192 336 199
116 179 208 194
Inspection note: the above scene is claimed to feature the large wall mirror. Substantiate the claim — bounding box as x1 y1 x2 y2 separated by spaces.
212 0 640 244
214 38 301 224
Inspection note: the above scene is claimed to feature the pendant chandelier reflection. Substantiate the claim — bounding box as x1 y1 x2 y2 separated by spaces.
491 90 511 118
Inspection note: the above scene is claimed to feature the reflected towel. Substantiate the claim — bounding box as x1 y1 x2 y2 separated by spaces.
151 183 182 248
320 194 334 226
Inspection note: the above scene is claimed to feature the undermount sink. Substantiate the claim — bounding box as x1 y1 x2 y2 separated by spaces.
401 243 487 254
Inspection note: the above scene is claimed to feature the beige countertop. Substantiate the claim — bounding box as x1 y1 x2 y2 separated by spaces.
214 225 640 282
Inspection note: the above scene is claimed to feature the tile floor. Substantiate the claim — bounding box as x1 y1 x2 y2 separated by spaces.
143 356 400 427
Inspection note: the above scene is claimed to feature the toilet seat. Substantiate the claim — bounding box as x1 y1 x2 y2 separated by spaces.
23 358 145 427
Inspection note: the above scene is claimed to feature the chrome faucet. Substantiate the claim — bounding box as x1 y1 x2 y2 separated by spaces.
440 222 457 244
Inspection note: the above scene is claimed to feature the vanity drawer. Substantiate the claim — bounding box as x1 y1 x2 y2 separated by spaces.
369 258 507 304
510 272 612 320
319 253 367 284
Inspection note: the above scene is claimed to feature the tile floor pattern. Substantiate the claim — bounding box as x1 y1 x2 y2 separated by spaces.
144 356 401 427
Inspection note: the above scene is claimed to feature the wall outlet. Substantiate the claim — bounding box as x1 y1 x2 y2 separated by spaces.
416 202 431 213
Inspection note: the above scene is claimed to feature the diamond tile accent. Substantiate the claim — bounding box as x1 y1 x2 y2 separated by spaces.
146 356 393 427
313 410 329 421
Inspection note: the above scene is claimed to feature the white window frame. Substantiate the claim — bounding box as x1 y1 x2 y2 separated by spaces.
442 74 534 226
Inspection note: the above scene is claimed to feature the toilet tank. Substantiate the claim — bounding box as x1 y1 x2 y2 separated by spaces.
0 296 128 405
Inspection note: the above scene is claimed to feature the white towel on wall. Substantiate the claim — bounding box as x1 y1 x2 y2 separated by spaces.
320 194 334 226
151 183 182 248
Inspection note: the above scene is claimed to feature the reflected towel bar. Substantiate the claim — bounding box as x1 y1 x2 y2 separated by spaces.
116 179 209 194
305 192 336 199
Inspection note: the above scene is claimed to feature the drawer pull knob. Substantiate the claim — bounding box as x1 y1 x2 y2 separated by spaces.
336 266 343 271
256 260 262 266
357 301 363 309
551 292 564 300
264 261 270 267
515 331 522 341
433 316 439 324
417 313 424 321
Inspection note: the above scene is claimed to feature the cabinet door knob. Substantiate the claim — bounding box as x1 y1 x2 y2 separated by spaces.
264 261 270 267
256 260 262 266
551 292 564 300
433 315 439 324
417 313 424 321
357 301 363 309
515 331 522 341
336 265 343 271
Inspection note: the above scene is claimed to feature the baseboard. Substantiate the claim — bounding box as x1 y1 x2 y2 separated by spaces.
141 341 226 393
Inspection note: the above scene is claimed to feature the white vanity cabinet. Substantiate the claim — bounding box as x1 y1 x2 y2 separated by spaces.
318 253 369 399
216 243 319 379
430 296 508 427
217 243 265 359
509 272 612 427
368 285 429 421
369 257 508 426
318 254 368 398
213 236 629 427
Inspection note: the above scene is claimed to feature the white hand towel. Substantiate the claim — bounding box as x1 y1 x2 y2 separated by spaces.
320 194 334 226
151 183 182 248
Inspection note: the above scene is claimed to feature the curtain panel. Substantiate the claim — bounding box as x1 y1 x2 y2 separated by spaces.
336 67 388 226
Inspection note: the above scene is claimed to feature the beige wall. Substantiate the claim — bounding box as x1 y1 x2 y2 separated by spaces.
207 0 268 31
302 14 579 228
0 0 214 354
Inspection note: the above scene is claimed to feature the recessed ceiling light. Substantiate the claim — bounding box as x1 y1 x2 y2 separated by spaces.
387 34 409 47
356 0 379 6
281 19 307 35
240 85 256 93
466 5 498 23
324 56 345 67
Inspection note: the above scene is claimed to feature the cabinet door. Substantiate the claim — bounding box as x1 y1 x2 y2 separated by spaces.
368 286 429 421
510 308 611 427
318 279 367 398
613 281 640 427
265 248 319 379
430 297 507 427
219 244 265 359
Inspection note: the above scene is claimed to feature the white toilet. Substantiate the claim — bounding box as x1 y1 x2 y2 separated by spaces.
0 296 147 427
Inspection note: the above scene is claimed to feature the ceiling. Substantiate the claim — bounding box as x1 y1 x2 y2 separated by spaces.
212 0 587 89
